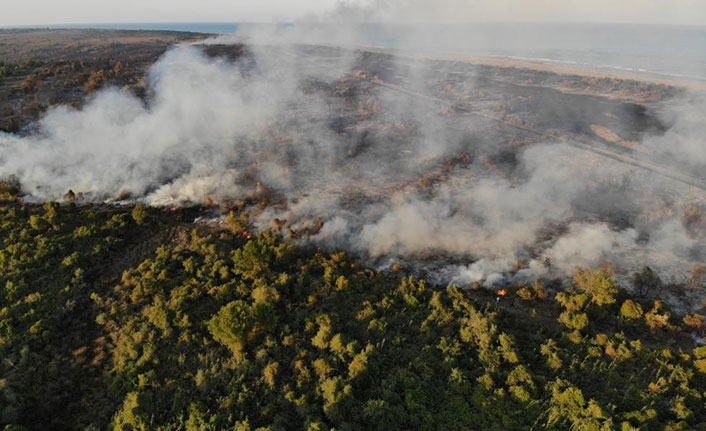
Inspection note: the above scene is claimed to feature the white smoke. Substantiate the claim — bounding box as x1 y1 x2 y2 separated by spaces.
0 46 296 201
644 94 706 167
0 21 704 297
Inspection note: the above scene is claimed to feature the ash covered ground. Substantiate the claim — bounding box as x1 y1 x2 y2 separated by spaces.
1 33 705 309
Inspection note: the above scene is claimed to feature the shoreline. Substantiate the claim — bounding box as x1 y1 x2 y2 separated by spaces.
464 55 706 91
362 46 706 92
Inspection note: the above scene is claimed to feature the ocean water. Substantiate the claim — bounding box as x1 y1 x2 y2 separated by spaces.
7 22 706 82
354 23 706 83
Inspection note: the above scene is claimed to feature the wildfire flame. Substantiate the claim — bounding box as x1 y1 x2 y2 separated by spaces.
242 230 253 240
497 289 508 297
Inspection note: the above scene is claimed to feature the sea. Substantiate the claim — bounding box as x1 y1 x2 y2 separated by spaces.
5 22 706 82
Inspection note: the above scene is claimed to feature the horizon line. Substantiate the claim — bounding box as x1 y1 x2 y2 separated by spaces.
1 20 705 29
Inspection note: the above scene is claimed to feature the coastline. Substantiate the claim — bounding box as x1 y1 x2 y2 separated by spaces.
460 55 706 91
362 46 706 92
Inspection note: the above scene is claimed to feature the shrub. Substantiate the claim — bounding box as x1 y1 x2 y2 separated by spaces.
0 180 20 202
532 281 548 300
131 204 148 225
112 392 152 431
263 362 279 387
573 266 618 306
645 301 672 332
251 284 279 304
559 311 589 331
18 74 41 92
683 313 705 330
348 345 372 379
226 210 248 233
84 70 107 93
516 286 534 301
208 301 253 354
620 300 644 321
29 215 47 231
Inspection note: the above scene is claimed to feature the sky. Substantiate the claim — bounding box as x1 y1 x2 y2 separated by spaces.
1 0 705 27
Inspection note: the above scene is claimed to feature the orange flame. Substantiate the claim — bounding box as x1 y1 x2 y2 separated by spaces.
242 230 253 240
497 289 508 297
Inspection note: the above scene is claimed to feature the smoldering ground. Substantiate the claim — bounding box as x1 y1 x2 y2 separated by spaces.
0 28 705 303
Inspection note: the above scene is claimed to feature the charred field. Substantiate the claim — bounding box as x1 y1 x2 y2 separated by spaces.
1 30 705 309
0 28 208 132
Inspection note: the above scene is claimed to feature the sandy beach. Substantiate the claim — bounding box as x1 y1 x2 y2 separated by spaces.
358 46 706 99
455 54 706 90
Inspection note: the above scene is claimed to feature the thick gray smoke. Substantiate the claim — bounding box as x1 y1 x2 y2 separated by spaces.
1 23 705 306
0 46 307 202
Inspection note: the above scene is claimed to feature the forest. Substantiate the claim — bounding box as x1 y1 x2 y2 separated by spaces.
0 191 705 431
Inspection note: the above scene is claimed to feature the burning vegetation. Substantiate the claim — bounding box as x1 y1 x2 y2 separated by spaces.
1 39 705 308
1 29 706 431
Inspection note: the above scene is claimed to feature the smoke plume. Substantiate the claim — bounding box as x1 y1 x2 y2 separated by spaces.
1 21 705 306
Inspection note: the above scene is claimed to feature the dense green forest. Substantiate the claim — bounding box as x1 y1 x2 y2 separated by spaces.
1 196 706 430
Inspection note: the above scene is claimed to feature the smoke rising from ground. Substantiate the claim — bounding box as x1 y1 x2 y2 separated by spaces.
0 46 306 202
0 26 705 299
644 94 706 167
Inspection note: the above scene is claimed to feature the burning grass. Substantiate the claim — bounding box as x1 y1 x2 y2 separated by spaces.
1 40 705 311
